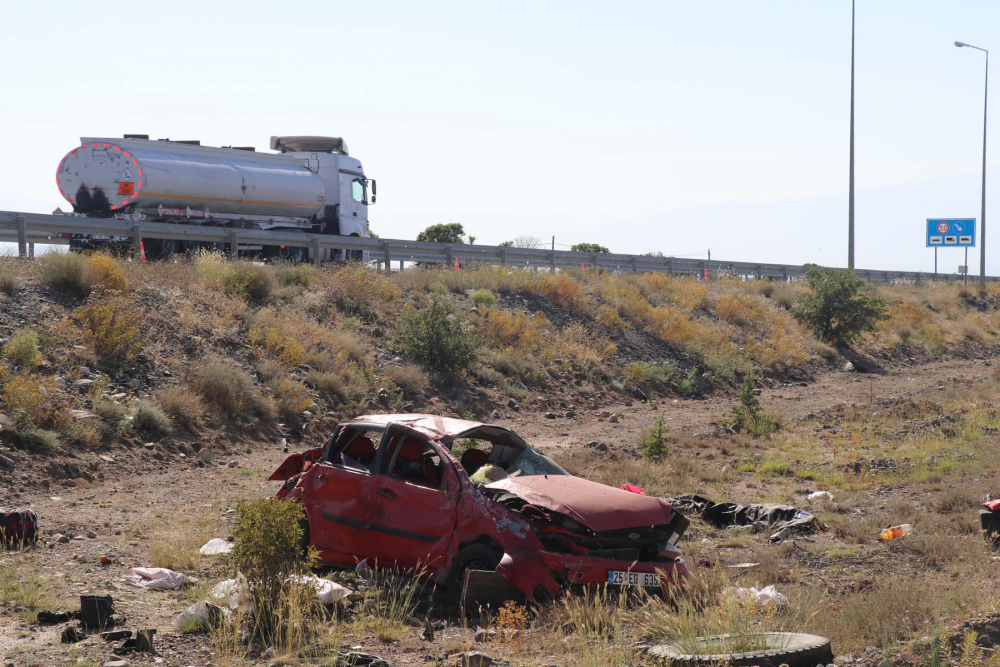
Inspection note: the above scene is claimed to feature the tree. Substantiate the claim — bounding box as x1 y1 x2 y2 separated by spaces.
793 265 888 346
571 242 610 253
417 223 467 244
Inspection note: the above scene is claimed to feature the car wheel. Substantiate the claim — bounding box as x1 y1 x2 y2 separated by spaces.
446 543 503 603
297 516 311 559
648 632 833 667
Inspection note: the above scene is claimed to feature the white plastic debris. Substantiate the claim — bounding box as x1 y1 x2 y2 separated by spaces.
123 567 197 590
175 600 230 631
808 491 834 503
289 574 353 605
199 538 234 556
725 585 789 608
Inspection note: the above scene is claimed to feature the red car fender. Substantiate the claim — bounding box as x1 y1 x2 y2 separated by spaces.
496 548 561 600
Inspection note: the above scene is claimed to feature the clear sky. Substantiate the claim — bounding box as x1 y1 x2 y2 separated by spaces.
1 0 998 272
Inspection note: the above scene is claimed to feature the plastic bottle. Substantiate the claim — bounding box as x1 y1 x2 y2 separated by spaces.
880 524 913 540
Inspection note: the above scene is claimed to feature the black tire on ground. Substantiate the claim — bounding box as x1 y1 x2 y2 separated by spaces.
648 632 834 667
446 543 503 603
297 516 311 559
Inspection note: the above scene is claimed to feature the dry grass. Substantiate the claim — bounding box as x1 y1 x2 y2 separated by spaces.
188 359 273 421
0 553 63 623
384 362 429 396
148 511 221 571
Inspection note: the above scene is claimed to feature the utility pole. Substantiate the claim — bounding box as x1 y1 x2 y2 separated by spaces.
955 41 989 295
848 0 856 270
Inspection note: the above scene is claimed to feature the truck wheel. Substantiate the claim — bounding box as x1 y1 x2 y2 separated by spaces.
446 543 502 603
648 632 833 667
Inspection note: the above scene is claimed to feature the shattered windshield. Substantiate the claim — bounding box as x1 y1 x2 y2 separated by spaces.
508 447 568 476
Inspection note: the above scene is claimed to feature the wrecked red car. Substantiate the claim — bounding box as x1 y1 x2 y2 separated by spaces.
270 414 689 602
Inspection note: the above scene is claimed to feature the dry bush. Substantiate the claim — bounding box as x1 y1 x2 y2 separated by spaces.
384 363 428 396
133 400 172 436
267 377 313 420
596 304 629 335
74 295 143 370
223 262 275 301
52 409 102 448
326 265 400 317
149 512 220 571
477 308 548 353
557 323 616 365
40 251 92 298
1 372 52 429
539 273 586 310
86 253 129 293
2 328 41 369
93 398 132 433
276 263 318 288
248 326 306 366
188 359 273 421
0 268 19 294
156 386 206 432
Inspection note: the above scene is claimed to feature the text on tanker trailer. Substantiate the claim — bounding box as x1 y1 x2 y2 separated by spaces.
54 135 374 259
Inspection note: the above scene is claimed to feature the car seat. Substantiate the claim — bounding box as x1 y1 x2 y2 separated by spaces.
460 448 489 475
344 436 376 468
395 439 440 488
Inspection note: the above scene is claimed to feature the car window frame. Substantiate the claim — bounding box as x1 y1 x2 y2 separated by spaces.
320 423 385 474
373 423 462 493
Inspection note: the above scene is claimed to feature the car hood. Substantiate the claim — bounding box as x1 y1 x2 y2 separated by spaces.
486 475 673 533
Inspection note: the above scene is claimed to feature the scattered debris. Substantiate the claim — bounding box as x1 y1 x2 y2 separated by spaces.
123 567 197 590
0 507 38 548
725 584 789 608
198 537 234 555
100 630 132 642
619 483 645 495
289 574 354 605
808 490 834 504
37 610 74 624
669 494 824 541
880 523 912 540
176 600 230 632
60 627 86 643
79 594 114 630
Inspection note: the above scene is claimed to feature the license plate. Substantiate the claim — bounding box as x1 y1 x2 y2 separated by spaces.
607 570 661 587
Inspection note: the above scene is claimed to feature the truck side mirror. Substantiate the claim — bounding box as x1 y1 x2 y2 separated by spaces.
370 180 377 204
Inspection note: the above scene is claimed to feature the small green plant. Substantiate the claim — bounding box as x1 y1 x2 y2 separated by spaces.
2 328 41 369
729 373 780 437
276 263 318 288
641 415 671 461
395 297 478 374
223 262 274 301
74 295 143 370
40 251 92 298
133 400 172 436
676 367 699 395
470 288 497 308
793 265 888 346
93 399 132 433
625 361 676 388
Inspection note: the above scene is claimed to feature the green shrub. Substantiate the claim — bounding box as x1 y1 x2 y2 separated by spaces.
0 270 19 295
395 297 478 374
133 400 172 436
189 360 273 421
229 498 311 617
625 361 676 388
276 264 318 288
641 415 671 461
793 265 888 346
223 262 274 301
93 399 132 433
2 329 41 369
729 373 780 437
40 252 91 298
470 289 497 309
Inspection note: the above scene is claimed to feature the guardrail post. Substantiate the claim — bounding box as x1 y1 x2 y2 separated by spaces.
383 242 391 274
631 256 638 274
16 215 27 258
229 230 239 260
781 267 788 281
549 250 555 272
499 247 507 266
312 237 321 266
700 260 707 281
446 245 453 268
131 224 142 262
666 258 673 275
28 243 34 259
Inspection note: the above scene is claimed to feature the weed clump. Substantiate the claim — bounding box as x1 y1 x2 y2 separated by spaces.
0 269 19 294
384 363 428 396
133 400 172 436
40 252 91 298
641 415 671 461
86 253 128 293
327 265 400 318
93 399 131 433
470 288 497 309
156 386 205 432
729 373 780 437
2 329 41 369
223 262 275 301
267 377 313 420
74 295 142 370
189 360 273 421
395 297 478 373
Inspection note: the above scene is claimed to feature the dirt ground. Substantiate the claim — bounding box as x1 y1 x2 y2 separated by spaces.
0 353 995 667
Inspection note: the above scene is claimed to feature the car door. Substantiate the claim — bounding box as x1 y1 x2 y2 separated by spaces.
363 425 460 571
298 425 378 566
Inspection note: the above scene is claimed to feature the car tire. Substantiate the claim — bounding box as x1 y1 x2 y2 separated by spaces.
648 632 833 667
446 543 503 603
297 516 311 559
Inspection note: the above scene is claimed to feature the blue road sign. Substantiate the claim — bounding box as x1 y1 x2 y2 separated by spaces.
927 219 976 248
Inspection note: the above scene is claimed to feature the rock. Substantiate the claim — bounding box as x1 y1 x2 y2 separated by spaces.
61 627 86 643
596 443 609 452
544 412 556 419
72 379 94 391
565 410 576 418
197 449 214 464
585 441 599 448
55 377 67 386
402 403 415 412
843 361 855 372
129 378 142 389
70 409 97 420
144 442 155 450
633 387 648 402
608 413 620 424
601 410 612 418
64 463 80 479
491 410 501 419
79 366 93 377
228 460 238 468
53 533 70 544
103 661 128 667
87 531 97 539
453 651 501 667
0 454 14 470
474 627 496 643
175 600 229 632
308 403 320 413
506 399 519 411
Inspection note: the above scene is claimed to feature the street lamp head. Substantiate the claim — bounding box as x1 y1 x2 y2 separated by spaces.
955 41 967 47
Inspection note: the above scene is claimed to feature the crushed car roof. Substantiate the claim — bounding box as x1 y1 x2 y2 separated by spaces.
353 414 489 439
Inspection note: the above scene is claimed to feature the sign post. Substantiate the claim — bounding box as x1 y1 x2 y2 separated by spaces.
927 218 976 278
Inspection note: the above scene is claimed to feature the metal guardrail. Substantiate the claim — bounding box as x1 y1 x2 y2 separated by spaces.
0 209 992 283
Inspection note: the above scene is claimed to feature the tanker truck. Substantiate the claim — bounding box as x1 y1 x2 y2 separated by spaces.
54 134 374 260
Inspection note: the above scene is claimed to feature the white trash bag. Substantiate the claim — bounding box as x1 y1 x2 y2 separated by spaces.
199 538 234 556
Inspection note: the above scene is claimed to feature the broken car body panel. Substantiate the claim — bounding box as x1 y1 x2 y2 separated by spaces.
271 414 688 601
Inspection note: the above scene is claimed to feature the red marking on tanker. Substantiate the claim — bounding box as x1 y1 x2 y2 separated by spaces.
138 169 143 177
132 159 138 165
137 181 143 188
123 151 132 157
140 192 318 208
114 146 121 151
118 182 135 196
102 144 110 148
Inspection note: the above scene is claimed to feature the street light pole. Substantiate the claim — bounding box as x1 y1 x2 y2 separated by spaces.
848 0 856 270
955 41 989 294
